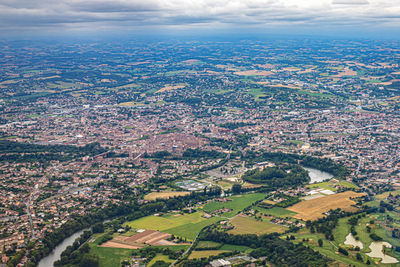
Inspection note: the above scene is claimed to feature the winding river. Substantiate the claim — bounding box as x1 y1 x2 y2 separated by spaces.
38 167 333 266
38 228 88 267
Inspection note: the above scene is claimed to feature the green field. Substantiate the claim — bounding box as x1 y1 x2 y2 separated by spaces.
188 250 229 259
202 193 266 217
291 212 400 266
375 189 400 200
196 241 222 250
247 88 267 101
333 217 352 244
125 211 221 240
89 231 188 267
220 244 252 252
257 206 297 217
152 245 189 252
307 180 358 192
307 182 337 191
147 254 173 266
291 230 369 267
89 246 132 267
228 216 286 235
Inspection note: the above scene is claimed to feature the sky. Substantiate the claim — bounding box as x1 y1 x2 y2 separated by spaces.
0 0 399 38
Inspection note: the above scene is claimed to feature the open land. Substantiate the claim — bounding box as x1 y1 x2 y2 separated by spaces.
287 191 366 221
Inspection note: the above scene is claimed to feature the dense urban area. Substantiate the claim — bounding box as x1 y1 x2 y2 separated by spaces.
0 39 400 267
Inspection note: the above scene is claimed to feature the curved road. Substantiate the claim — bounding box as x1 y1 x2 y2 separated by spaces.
169 230 202 267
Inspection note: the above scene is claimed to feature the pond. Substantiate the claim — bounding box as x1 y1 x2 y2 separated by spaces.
303 167 333 183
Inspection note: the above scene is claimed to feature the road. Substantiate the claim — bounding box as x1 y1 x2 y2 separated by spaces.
169 230 202 266
26 192 36 239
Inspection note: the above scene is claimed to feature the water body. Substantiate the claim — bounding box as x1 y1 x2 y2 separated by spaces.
344 233 364 249
38 228 88 267
303 167 333 183
37 168 331 266
366 241 399 264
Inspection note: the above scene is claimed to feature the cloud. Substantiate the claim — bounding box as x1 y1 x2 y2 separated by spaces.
332 0 369 5
0 0 398 34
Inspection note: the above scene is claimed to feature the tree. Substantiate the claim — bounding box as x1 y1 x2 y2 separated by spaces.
356 253 363 261
338 247 348 256
92 222 104 233
369 233 382 241
80 254 99 267
152 261 169 267
232 184 242 194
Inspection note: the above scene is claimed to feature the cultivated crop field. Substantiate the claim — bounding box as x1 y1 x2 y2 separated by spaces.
143 191 190 200
147 254 174 266
100 229 176 250
307 180 358 192
195 241 221 249
125 212 221 240
375 189 400 200
188 250 229 259
287 191 365 221
228 215 286 235
89 245 132 267
257 206 297 217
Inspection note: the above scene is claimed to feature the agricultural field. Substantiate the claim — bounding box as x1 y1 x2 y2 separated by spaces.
307 180 358 192
143 191 190 200
261 199 276 205
220 244 252 252
147 254 174 266
287 191 365 221
195 241 222 250
228 215 286 235
256 206 297 217
100 230 176 249
188 250 229 259
375 189 400 200
89 244 132 267
202 193 266 217
125 211 221 240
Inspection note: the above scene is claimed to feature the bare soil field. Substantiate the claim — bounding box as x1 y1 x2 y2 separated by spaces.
156 85 185 93
100 241 143 249
287 191 365 221
99 230 177 249
332 68 358 78
144 191 190 200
